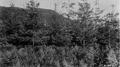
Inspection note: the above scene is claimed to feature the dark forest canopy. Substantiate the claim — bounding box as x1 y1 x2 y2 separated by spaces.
0 6 72 46
0 5 119 47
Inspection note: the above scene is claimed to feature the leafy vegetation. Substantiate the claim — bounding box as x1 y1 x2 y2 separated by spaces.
0 0 119 67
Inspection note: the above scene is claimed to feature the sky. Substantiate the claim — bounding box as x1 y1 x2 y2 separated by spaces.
0 0 119 16
0 0 119 9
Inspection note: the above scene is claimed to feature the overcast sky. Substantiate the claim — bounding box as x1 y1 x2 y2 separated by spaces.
0 0 119 13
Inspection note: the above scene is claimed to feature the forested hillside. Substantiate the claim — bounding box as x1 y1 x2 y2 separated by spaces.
0 0 119 67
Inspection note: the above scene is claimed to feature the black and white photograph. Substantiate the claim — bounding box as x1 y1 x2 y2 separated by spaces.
0 0 119 67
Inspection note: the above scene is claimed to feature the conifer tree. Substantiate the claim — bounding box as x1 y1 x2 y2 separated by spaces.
26 0 40 46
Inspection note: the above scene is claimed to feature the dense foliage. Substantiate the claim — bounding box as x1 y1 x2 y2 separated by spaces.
0 0 119 67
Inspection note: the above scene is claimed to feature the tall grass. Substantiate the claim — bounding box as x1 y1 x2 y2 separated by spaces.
0 45 119 67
